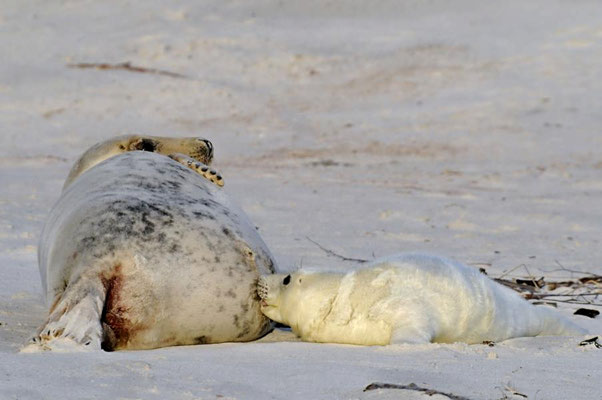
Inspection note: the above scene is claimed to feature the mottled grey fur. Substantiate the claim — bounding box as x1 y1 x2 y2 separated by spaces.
36 151 278 350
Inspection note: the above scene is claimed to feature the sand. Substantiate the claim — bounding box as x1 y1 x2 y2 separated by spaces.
1 1 601 398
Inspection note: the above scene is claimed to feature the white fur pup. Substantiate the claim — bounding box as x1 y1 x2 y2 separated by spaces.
258 253 586 345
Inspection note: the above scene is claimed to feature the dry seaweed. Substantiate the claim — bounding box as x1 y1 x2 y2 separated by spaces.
494 263 601 307
578 336 601 348
364 382 473 400
67 62 187 79
573 308 600 318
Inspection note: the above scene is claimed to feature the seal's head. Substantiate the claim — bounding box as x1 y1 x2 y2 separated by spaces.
257 271 342 329
257 273 290 324
63 135 214 190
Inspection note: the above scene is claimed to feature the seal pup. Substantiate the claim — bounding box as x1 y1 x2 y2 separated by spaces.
257 253 585 345
28 136 278 351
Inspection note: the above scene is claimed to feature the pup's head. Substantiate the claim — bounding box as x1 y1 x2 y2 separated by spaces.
257 271 340 328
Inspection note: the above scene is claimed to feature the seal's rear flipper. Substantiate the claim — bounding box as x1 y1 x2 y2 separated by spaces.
22 272 106 352
535 305 588 337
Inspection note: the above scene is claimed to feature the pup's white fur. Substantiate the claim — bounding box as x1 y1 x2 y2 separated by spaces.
258 253 586 345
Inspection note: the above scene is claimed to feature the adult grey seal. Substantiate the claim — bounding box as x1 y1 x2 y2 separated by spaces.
27 136 278 351
258 253 585 345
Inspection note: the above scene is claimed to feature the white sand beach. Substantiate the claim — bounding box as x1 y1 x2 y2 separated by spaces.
1 1 601 398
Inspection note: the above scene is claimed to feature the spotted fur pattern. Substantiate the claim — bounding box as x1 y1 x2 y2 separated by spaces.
30 151 278 351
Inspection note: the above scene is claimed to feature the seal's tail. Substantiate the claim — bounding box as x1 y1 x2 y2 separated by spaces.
534 306 587 336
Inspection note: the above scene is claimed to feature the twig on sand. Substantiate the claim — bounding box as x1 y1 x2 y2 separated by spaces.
494 278 539 295
493 261 602 307
526 293 601 298
363 382 474 400
305 237 368 263
533 298 601 307
579 336 602 348
552 260 602 277
498 263 528 280
67 62 188 79
498 279 602 306
502 385 528 398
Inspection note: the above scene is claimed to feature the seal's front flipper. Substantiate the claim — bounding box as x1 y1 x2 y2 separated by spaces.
22 273 106 352
169 153 224 187
390 324 434 345
389 304 437 345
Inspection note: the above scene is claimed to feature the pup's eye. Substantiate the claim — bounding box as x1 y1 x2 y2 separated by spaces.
282 275 291 285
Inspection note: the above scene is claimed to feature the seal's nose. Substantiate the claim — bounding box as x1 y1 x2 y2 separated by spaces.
202 139 213 158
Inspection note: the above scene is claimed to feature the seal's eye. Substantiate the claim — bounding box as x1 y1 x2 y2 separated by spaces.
282 275 291 285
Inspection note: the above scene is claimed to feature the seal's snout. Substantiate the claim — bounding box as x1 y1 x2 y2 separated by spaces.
200 138 213 158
